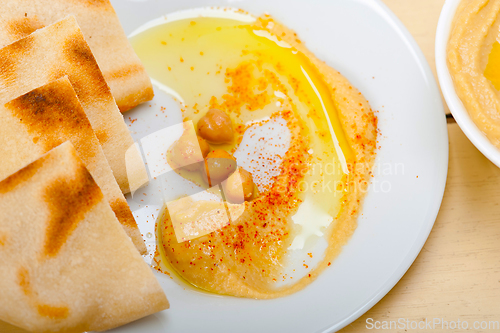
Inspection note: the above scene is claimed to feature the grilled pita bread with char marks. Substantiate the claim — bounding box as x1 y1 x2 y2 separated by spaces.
0 15 149 194
0 0 154 112
0 77 147 255
0 142 169 333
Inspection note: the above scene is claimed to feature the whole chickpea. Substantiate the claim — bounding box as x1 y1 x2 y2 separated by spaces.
204 149 237 186
223 167 255 203
197 135 210 158
197 109 234 144
170 134 209 171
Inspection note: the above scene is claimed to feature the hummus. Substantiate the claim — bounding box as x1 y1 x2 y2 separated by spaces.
132 12 378 298
448 0 500 146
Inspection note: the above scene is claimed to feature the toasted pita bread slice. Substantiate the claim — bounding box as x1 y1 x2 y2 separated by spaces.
0 0 154 112
0 77 147 254
0 142 169 333
0 15 148 194
0 320 30 333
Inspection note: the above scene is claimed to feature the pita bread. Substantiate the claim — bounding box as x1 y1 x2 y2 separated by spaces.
0 16 149 194
0 142 169 333
0 77 147 255
0 0 154 112
0 321 30 333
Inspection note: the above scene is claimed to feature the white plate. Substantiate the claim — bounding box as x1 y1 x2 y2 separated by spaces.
110 0 448 332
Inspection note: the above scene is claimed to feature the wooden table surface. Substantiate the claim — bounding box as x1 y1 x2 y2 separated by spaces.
2 1 500 333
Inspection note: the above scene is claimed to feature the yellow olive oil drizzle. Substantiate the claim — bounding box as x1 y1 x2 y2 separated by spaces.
484 41 500 90
155 205 225 296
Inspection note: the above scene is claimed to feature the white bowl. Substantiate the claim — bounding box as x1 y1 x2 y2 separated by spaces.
436 0 500 167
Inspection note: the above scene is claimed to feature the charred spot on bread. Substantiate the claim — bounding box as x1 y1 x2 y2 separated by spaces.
37 304 69 320
42 164 103 257
63 32 110 102
0 154 49 194
93 129 110 145
17 267 31 296
6 16 45 40
107 64 144 80
5 78 98 161
0 232 7 246
110 198 138 228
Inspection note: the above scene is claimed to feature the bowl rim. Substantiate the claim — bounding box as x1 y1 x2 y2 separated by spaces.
436 0 500 168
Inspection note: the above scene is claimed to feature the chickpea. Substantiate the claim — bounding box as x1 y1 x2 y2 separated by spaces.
197 135 210 158
204 149 237 186
223 167 255 203
197 109 234 144
169 134 208 172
